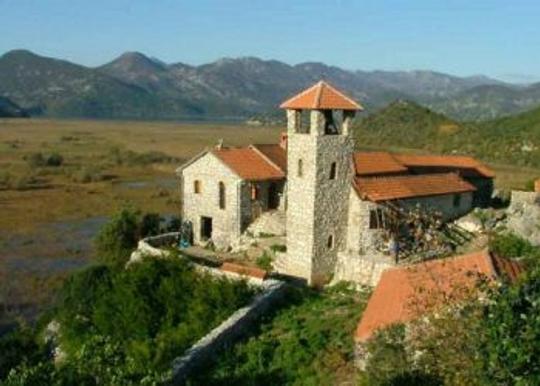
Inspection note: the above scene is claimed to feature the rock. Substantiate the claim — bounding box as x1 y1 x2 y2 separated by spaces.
504 191 540 246
455 213 483 233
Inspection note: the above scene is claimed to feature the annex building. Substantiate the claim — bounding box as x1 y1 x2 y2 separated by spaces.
177 81 494 285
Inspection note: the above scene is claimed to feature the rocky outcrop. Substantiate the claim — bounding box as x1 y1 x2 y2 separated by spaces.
505 191 540 246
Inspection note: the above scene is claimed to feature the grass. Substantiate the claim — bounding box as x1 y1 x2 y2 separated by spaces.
187 283 370 385
0 118 281 233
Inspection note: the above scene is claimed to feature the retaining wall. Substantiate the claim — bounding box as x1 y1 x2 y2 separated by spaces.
171 279 287 384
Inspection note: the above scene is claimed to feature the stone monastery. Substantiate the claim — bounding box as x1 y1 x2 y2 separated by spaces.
177 81 495 285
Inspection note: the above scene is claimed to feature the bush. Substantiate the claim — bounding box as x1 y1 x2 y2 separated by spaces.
94 207 140 267
0 326 47 381
45 152 63 167
255 251 273 271
489 232 539 261
56 256 254 377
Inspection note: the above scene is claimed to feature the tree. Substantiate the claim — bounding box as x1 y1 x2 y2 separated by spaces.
94 207 140 267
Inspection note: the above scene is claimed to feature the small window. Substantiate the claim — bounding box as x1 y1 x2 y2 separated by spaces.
194 180 201 194
453 193 461 208
327 234 334 250
298 159 303 177
219 182 226 209
369 209 384 229
329 162 337 180
251 183 260 200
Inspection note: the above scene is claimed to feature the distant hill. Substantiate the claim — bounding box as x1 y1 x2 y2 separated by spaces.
0 96 28 117
0 49 517 120
354 100 540 168
430 83 540 121
354 100 465 152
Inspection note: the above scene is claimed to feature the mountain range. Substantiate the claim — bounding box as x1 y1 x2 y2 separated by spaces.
1 49 540 121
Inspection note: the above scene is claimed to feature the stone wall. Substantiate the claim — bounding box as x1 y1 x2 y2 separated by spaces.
334 251 394 286
171 280 287 384
181 152 242 249
283 109 354 285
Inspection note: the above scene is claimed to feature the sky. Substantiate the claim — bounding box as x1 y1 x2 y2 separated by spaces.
1 0 539 82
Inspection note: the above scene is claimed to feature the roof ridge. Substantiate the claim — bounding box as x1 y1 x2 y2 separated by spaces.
249 145 284 174
313 81 325 109
279 82 319 109
321 81 362 110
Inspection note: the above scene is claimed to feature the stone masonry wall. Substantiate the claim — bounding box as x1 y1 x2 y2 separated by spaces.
182 152 242 250
283 109 354 284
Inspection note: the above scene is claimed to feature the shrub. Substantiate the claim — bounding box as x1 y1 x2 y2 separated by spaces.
55 256 254 377
489 232 538 260
94 207 140 267
256 251 273 271
140 213 163 237
45 152 63 167
0 326 47 380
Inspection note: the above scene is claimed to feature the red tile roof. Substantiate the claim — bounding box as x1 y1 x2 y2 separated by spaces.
354 173 476 202
355 250 524 342
213 147 285 181
394 153 495 178
221 262 268 280
353 152 408 176
280 81 363 111
251 144 287 173
353 151 495 178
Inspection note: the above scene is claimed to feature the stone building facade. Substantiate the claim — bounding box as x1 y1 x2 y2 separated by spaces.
177 81 494 285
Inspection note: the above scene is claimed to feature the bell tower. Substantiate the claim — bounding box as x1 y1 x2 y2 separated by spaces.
279 81 362 285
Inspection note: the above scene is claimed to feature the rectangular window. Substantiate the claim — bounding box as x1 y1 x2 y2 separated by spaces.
369 209 384 229
329 162 337 180
453 193 461 208
194 180 201 194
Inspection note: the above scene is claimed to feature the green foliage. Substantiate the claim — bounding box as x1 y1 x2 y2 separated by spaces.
354 100 540 168
1 257 256 384
189 283 370 385
0 326 47 380
255 251 273 271
489 232 540 263
94 207 140 267
481 267 540 385
56 257 254 375
45 152 64 167
140 213 163 237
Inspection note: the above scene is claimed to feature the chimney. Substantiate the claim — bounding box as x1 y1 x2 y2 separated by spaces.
279 132 288 149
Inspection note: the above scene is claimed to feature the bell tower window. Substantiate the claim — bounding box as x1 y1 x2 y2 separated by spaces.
324 110 339 135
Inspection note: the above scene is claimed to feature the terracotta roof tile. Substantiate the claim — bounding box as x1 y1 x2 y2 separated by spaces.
280 81 363 111
394 153 495 178
251 144 287 173
221 262 268 280
353 152 408 176
354 173 476 202
213 147 285 181
355 250 523 342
